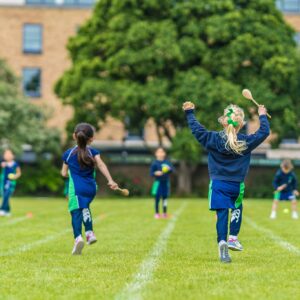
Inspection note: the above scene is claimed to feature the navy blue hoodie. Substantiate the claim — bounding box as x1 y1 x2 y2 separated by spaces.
273 169 297 192
150 159 173 182
186 109 270 182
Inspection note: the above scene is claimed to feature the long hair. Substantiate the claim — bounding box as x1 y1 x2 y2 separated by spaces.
74 123 95 168
218 104 247 155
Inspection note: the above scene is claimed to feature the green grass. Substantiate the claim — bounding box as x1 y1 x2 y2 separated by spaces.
0 197 299 300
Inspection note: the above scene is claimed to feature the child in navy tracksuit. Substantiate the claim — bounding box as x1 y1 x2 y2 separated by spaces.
61 123 118 255
0 149 21 217
150 147 173 219
183 101 270 263
270 159 299 220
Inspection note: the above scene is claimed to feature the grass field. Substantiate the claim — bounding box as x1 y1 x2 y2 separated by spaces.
0 197 299 300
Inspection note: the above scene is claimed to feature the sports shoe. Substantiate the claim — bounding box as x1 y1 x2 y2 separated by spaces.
154 213 161 219
0 210 11 217
292 211 299 220
162 213 168 219
86 231 97 245
218 241 231 263
270 211 276 219
228 238 243 251
72 235 84 255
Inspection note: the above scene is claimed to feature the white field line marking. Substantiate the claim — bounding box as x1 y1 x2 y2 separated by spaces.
244 216 300 255
115 203 187 300
0 216 29 227
0 212 113 257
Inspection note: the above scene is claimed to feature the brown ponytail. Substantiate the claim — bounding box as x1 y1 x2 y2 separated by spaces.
74 123 95 168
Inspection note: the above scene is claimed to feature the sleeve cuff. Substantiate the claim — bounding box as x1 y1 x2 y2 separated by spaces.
259 115 268 120
185 109 195 114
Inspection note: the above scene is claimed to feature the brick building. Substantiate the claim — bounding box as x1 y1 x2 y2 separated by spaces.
0 0 299 146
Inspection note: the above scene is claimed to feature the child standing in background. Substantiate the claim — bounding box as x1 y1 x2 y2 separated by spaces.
150 147 173 219
183 101 270 263
61 123 118 255
0 149 21 217
270 159 299 219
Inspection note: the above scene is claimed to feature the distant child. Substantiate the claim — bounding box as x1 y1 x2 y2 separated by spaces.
270 159 299 220
0 149 21 217
150 147 173 219
183 101 270 263
61 123 118 255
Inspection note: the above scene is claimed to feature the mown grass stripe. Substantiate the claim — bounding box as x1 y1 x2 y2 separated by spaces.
0 213 112 257
0 216 29 227
245 216 300 255
116 202 187 300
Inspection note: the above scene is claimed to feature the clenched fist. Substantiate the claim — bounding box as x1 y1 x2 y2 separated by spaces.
182 101 195 111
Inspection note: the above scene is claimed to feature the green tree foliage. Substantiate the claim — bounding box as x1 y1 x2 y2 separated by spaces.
0 60 60 154
0 60 63 195
55 0 300 193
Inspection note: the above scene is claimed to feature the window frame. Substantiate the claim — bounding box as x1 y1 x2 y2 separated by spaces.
22 67 42 98
23 23 43 54
63 0 95 7
276 0 300 12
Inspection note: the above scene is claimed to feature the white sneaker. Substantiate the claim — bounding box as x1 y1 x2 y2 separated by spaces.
292 211 299 220
218 241 231 263
72 235 84 255
86 231 97 245
0 210 11 217
270 211 276 219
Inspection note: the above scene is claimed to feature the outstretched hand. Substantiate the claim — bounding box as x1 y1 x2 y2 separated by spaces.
182 101 195 111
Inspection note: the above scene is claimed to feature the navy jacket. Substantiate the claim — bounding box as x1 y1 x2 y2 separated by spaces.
186 109 270 182
273 169 297 192
150 159 173 182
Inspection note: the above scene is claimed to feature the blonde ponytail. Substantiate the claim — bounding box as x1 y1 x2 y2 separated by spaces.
219 104 247 155
225 124 247 155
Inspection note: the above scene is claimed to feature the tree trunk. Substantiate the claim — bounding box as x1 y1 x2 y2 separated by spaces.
177 160 193 195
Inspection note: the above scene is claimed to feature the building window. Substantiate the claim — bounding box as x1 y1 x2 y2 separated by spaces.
23 24 42 54
26 0 55 5
276 0 300 12
23 68 41 98
63 0 95 6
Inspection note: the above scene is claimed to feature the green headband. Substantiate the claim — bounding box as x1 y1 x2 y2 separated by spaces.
226 108 239 127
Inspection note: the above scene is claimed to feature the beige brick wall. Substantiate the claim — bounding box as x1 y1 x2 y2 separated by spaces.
0 6 92 136
285 15 300 31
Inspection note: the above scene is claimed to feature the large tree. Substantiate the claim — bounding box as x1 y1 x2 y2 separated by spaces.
55 0 300 194
0 60 60 155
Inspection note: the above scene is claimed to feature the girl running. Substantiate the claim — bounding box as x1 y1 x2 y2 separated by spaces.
270 159 299 219
0 149 21 217
61 123 118 255
183 101 270 263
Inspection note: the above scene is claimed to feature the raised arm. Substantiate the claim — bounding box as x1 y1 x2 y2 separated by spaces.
245 106 270 152
183 102 217 150
94 154 118 190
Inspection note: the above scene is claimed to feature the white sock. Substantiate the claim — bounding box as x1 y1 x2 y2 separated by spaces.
229 235 237 240
218 240 226 246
